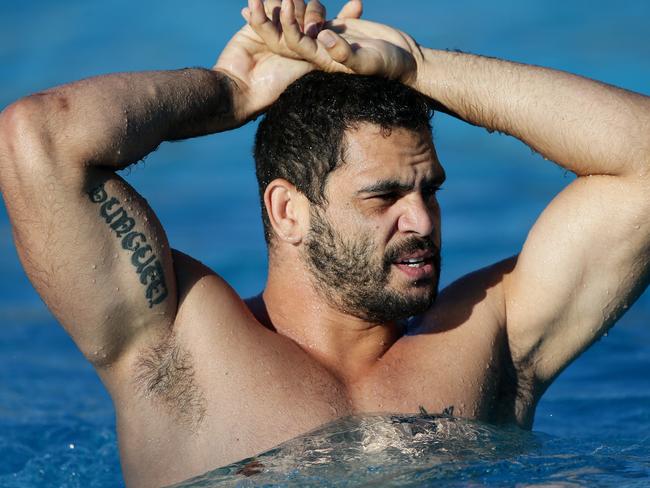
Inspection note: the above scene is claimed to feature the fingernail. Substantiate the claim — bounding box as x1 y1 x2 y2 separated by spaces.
319 30 336 48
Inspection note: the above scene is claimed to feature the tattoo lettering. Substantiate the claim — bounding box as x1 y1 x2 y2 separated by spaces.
418 405 455 417
88 184 168 307
442 405 455 416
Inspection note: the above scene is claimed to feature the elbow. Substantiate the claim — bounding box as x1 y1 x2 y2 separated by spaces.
0 94 74 185
0 95 53 160
1 93 53 137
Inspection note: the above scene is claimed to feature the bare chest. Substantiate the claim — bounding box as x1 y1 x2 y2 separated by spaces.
117 320 511 487
202 328 504 455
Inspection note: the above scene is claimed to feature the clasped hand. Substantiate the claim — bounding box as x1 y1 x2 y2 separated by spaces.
214 0 421 124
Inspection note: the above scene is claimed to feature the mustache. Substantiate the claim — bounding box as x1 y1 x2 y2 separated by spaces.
383 237 439 266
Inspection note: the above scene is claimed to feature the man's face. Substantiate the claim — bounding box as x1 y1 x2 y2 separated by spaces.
303 124 445 323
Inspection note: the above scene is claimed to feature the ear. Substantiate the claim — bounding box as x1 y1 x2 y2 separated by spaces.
264 179 310 244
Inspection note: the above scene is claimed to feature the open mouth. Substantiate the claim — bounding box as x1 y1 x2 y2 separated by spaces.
397 257 431 268
392 250 436 279
394 248 434 266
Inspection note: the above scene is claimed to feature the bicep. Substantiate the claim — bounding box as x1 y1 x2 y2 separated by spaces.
505 175 650 385
6 164 177 366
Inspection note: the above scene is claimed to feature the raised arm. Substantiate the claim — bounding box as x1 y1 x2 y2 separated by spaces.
249 6 650 409
408 47 650 399
0 67 240 368
0 0 346 371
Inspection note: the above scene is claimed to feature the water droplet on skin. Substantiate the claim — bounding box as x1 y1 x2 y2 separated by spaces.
91 264 97 270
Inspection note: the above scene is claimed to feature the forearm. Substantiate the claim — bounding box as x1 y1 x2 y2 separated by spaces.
3 68 240 170
414 48 650 178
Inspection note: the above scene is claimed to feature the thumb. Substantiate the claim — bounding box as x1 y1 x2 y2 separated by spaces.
317 30 381 75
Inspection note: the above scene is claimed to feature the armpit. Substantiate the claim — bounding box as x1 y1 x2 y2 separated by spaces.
134 332 207 430
495 341 540 429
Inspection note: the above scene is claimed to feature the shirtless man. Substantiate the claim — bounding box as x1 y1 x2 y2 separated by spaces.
1 0 648 486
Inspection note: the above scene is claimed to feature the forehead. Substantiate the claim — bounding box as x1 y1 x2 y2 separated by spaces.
334 123 442 186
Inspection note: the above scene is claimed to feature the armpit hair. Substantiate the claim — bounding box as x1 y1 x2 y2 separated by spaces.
134 332 206 430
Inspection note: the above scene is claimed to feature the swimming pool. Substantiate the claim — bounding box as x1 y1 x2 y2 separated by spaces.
1 1 649 486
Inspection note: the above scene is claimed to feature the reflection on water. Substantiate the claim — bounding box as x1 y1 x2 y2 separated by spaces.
172 413 650 487
171 414 539 487
2 1 650 487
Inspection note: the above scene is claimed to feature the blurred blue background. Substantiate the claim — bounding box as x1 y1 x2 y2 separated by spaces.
1 1 649 486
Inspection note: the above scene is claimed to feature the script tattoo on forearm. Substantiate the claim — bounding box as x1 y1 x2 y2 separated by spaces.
88 183 168 308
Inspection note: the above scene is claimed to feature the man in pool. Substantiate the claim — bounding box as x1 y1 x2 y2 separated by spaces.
1 0 649 486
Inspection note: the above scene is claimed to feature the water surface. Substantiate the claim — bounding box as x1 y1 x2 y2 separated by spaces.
1 1 649 486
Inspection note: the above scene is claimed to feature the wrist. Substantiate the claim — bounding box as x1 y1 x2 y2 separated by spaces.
201 69 246 131
410 47 443 101
210 68 261 129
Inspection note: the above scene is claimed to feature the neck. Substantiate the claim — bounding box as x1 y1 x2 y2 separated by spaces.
258 254 403 383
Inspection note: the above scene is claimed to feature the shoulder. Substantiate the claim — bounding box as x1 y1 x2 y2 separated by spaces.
169 248 253 324
104 249 253 386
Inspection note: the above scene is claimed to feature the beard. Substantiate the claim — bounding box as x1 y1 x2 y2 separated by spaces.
303 206 440 323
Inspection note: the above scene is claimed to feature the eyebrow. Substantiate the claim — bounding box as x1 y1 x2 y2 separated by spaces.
356 175 446 196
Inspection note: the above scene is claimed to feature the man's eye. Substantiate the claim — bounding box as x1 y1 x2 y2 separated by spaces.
374 192 399 202
423 186 443 199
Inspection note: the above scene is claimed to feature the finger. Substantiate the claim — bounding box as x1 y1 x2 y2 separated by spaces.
248 0 282 47
317 29 381 75
281 0 302 40
322 31 417 80
328 18 408 47
318 29 357 65
292 0 307 31
263 0 283 27
304 0 326 38
282 0 320 58
336 0 362 19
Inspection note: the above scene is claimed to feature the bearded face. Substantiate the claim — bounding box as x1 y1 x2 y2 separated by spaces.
304 205 440 324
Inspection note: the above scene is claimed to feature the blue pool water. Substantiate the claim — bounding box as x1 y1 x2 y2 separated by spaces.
1 1 649 486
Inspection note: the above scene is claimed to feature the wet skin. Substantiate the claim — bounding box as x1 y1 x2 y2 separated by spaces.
111 126 517 486
302 125 445 323
3 10 649 483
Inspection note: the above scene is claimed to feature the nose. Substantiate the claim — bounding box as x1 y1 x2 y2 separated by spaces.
397 195 437 236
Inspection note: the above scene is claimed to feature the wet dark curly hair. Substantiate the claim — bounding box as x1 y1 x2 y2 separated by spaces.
254 71 434 244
